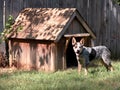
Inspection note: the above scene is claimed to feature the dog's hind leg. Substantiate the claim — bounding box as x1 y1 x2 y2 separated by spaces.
101 55 113 71
108 63 114 71
101 59 113 71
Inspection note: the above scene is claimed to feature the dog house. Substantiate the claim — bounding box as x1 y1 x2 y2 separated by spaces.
7 8 96 72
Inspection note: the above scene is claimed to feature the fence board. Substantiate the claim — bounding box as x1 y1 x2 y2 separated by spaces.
0 0 3 32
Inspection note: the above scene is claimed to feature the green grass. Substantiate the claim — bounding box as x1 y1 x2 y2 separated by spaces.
0 62 120 90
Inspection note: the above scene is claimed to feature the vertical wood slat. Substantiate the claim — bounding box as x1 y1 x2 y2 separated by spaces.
8 40 12 67
0 0 3 31
115 5 120 58
50 43 57 71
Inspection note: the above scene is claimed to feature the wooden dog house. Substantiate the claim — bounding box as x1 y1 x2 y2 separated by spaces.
7 8 96 72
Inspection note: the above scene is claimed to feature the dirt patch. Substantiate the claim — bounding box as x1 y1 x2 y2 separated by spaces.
0 67 17 74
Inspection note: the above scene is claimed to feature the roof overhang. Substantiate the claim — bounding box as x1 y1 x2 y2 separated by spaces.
64 33 90 38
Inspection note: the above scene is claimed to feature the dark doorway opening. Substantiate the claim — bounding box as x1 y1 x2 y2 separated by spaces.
66 38 78 68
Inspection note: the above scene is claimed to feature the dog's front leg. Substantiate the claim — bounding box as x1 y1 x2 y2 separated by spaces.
83 55 90 75
78 60 82 74
76 57 82 74
84 67 88 75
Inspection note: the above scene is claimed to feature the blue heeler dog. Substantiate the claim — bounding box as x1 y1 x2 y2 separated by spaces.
72 37 113 75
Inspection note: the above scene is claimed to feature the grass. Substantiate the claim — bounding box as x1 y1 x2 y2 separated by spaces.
0 62 120 90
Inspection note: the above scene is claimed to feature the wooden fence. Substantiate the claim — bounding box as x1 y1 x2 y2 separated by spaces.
0 0 120 58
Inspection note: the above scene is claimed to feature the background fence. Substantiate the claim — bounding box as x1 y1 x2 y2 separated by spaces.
0 0 120 58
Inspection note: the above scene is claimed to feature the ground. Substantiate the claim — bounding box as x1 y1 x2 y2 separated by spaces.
0 67 17 74
0 61 120 90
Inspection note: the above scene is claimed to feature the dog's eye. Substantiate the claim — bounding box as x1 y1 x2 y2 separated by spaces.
75 45 77 48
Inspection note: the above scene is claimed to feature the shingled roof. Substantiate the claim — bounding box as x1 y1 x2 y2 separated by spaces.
8 8 96 42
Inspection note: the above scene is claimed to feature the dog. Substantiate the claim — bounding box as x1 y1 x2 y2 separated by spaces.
72 37 113 75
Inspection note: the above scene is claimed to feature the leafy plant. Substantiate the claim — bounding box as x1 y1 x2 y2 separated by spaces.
0 15 14 43
0 15 23 43
113 0 120 5
5 15 14 29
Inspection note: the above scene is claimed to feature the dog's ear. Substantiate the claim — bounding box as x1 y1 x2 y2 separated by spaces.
72 37 76 46
80 38 84 45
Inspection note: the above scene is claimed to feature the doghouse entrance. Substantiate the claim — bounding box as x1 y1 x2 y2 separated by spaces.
66 38 78 68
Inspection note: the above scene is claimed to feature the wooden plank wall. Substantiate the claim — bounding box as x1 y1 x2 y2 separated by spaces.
0 0 120 58
0 0 3 32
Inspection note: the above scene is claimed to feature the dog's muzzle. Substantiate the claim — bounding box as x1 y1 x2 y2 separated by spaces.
76 50 80 54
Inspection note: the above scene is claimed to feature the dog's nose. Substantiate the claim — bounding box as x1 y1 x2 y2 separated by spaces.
76 50 80 54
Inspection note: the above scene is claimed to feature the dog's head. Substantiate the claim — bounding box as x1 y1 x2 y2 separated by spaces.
72 37 84 56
